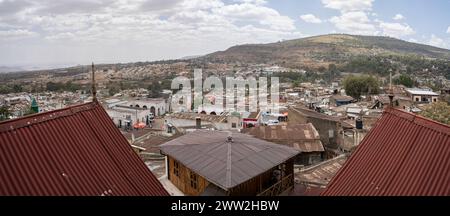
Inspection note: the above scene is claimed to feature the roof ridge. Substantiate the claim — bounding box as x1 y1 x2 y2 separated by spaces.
0 102 98 133
385 107 450 135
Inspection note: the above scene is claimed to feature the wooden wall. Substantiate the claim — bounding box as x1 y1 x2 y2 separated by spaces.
229 158 295 196
168 156 209 196
168 156 295 196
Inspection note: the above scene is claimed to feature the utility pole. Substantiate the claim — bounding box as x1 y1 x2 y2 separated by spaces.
92 62 97 102
389 70 394 107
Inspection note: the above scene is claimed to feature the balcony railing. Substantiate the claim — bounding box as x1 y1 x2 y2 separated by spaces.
257 174 294 196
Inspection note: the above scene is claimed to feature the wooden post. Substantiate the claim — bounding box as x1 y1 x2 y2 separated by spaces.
92 62 97 102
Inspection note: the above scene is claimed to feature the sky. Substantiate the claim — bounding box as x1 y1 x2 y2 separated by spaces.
0 0 449 67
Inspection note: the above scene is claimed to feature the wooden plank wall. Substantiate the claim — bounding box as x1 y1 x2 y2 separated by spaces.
168 157 209 196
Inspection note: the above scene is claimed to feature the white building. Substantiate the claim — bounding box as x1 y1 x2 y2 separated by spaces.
405 88 439 103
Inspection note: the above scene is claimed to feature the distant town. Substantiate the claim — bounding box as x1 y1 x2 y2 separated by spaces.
1 58 449 196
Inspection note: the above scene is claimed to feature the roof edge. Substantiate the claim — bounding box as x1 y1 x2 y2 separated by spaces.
0 101 98 133
384 107 450 135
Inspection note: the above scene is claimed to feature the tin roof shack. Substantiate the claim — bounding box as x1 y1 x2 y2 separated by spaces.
322 108 450 196
0 101 168 196
243 124 324 166
293 154 347 193
289 107 353 158
406 88 439 104
372 95 413 109
160 131 300 196
329 95 354 107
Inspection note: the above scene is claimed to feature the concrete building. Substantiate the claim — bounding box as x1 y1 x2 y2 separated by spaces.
405 88 439 103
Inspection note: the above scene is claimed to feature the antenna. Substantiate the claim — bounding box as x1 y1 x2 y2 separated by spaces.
92 62 97 102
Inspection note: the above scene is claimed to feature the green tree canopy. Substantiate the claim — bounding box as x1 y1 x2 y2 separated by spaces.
394 74 415 88
343 75 380 99
148 81 162 98
0 105 11 121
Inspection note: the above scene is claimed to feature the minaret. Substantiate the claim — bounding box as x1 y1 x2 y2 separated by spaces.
31 97 39 113
92 62 97 102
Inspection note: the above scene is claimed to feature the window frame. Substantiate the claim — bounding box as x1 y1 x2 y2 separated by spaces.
173 161 180 177
189 171 198 189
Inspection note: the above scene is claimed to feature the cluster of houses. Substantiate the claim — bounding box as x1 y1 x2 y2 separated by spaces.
0 75 449 196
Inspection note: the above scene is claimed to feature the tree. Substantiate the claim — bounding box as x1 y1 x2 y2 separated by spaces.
327 64 340 83
108 86 120 96
148 81 162 98
394 74 414 87
46 82 62 92
419 102 450 125
343 75 379 99
13 84 23 93
318 66 326 73
0 105 11 121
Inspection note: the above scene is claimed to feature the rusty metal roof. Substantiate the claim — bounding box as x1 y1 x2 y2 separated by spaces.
0 102 168 196
322 108 450 196
169 112 227 123
160 130 300 190
243 124 324 152
296 154 347 186
292 107 343 122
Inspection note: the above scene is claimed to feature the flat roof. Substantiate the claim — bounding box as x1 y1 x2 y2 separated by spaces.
406 88 439 96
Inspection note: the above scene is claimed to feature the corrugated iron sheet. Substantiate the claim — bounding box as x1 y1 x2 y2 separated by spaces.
322 108 450 196
244 123 324 152
160 131 299 190
0 102 168 196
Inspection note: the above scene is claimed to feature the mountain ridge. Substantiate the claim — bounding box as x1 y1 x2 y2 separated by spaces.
201 34 450 69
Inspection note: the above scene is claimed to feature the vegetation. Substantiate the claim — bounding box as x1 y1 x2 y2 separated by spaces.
394 74 415 87
204 34 450 78
0 105 11 121
0 84 25 94
274 71 322 84
46 81 83 92
340 56 393 76
420 102 450 125
343 75 380 99
148 81 162 98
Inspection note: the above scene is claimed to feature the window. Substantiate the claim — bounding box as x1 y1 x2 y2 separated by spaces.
232 123 237 128
173 161 180 177
416 98 419 102
190 171 198 189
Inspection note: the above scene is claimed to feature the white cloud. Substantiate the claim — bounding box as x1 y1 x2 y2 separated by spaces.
322 0 374 12
300 14 322 24
234 0 267 5
0 0 303 65
0 29 38 40
447 26 450 34
427 34 448 48
379 22 415 37
393 14 404 20
213 3 296 31
329 11 377 35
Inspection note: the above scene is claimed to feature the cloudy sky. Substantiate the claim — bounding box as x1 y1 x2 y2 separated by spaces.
0 0 449 67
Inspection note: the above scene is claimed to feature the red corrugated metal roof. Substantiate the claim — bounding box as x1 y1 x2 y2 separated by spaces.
322 107 450 196
0 101 168 196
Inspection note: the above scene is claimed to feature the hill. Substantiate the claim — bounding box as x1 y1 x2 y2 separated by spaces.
201 34 450 76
